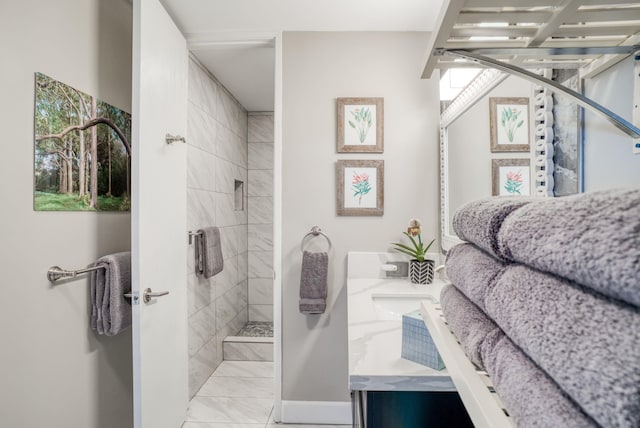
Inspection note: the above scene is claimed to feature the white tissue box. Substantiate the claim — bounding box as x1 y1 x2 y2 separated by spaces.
401 310 445 370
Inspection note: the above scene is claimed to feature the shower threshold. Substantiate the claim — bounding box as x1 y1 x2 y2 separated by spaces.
223 321 273 362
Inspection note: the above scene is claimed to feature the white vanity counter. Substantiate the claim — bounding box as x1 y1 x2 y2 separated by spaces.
347 252 455 392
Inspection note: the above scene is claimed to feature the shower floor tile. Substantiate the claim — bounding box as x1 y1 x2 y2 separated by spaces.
236 321 273 337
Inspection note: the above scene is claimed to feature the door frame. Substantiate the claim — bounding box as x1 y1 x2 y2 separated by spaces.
185 30 284 422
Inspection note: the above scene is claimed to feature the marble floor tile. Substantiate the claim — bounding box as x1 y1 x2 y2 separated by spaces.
212 360 274 378
196 374 273 398
185 396 273 424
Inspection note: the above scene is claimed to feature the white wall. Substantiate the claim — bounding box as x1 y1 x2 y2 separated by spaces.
584 56 640 190
0 1 133 427
186 58 249 398
281 31 439 402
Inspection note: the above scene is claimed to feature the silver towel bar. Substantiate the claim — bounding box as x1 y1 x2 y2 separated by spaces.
188 230 203 245
300 226 332 252
47 265 105 282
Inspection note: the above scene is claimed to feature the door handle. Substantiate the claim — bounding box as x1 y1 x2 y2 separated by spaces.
142 287 169 304
124 288 169 304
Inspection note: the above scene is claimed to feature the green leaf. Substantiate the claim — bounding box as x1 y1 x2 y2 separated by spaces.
391 243 418 258
348 120 356 128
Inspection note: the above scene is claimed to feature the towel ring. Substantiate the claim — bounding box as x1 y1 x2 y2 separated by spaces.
300 226 332 252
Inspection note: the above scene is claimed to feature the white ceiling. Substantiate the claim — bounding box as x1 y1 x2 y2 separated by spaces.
162 0 444 111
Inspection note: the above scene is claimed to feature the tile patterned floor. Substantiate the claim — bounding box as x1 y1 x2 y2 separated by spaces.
183 361 350 428
236 321 273 337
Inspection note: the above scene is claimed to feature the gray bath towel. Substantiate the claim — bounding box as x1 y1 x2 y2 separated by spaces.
445 243 508 312
440 284 500 369
497 188 640 307
486 265 640 428
90 252 132 336
299 251 328 314
441 285 599 428
482 334 599 428
196 227 223 279
452 196 533 259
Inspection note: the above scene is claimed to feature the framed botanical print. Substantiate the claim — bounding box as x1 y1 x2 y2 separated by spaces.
336 160 384 216
490 97 530 153
337 97 384 153
492 158 531 196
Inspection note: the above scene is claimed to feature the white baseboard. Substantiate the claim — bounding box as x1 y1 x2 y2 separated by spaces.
280 400 351 425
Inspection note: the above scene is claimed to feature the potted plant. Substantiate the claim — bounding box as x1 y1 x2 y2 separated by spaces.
391 219 436 284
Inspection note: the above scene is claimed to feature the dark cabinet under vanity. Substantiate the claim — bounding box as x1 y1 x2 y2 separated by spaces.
355 391 474 428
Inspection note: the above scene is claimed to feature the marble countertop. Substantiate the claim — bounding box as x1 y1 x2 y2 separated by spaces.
347 274 456 392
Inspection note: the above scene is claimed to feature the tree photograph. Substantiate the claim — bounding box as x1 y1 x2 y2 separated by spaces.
34 72 131 211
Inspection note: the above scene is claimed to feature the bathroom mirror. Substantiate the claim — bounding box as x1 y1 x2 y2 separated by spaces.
440 68 583 251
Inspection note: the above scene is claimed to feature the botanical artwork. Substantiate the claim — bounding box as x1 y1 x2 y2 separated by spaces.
490 97 530 152
492 159 531 196
345 105 376 145
336 160 384 216
337 97 384 153
346 168 375 208
501 106 525 143
34 73 131 211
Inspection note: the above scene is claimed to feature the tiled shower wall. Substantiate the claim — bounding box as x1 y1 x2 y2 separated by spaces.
248 113 274 321
186 58 249 398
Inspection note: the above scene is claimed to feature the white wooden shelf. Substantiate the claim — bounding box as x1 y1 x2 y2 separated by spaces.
420 298 515 428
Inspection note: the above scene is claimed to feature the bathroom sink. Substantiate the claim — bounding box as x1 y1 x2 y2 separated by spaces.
371 293 437 321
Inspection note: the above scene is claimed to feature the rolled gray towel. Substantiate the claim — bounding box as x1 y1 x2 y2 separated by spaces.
91 252 132 336
497 188 640 307
452 196 533 259
445 243 508 312
482 334 599 428
486 264 640 428
440 284 500 369
299 251 328 314
441 284 598 428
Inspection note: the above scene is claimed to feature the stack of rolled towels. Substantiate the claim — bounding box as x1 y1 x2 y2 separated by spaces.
442 189 640 428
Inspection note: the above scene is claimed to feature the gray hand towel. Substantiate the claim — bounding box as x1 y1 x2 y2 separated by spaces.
452 196 533 259
90 252 132 336
299 251 328 314
196 227 223 279
486 264 640 428
497 188 640 307
441 284 599 428
445 243 508 312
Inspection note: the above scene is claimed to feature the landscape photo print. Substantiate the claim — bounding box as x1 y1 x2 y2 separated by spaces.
34 72 131 211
